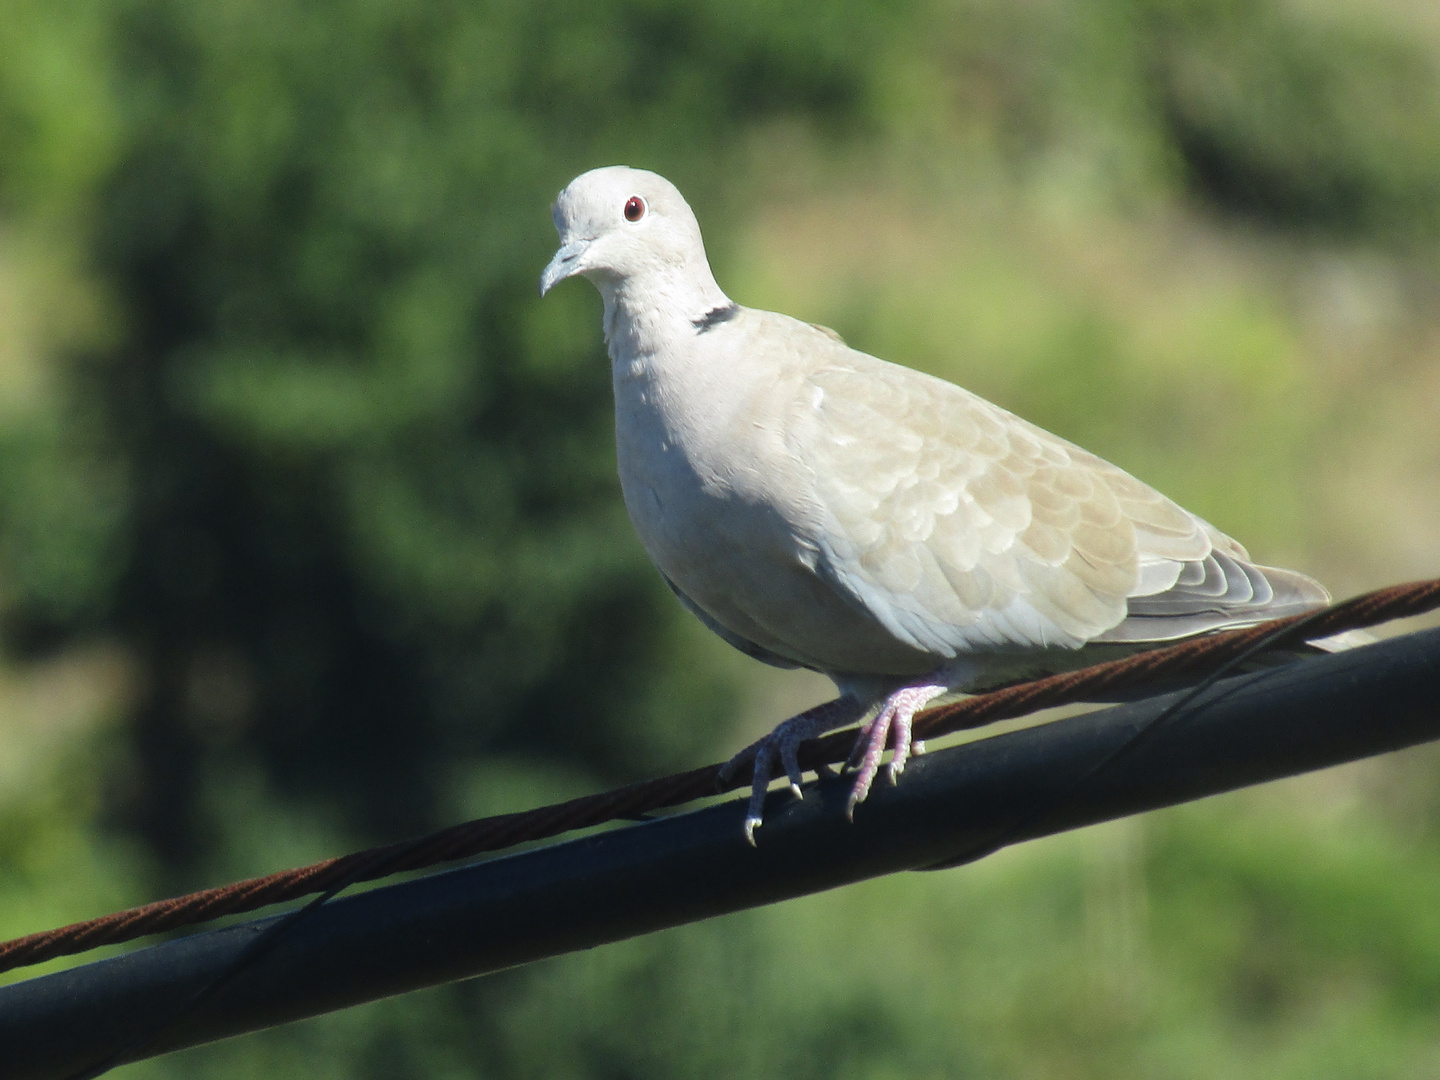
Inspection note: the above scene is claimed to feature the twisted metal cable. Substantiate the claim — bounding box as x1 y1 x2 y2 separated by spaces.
3 577 1438 978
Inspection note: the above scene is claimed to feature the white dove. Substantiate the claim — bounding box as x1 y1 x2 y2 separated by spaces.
540 166 1330 843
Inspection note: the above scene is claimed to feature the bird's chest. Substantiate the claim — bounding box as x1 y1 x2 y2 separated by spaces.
611 358 808 590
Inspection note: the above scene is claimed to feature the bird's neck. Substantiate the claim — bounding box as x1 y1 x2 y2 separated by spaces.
599 268 732 369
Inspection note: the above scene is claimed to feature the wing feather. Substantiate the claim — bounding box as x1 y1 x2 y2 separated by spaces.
788 352 1327 656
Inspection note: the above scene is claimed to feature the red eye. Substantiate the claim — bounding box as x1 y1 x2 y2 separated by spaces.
624 195 645 222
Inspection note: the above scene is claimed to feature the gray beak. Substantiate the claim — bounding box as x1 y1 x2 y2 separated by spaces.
539 239 591 296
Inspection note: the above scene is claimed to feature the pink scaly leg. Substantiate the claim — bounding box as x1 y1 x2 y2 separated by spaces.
844 683 947 819
718 697 866 845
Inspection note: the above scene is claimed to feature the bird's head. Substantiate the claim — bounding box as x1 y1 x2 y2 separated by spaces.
539 167 716 300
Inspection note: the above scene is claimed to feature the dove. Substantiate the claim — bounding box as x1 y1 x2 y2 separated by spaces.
540 166 1331 843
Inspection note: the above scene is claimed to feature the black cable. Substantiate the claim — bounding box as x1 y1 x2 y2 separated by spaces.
61 608 1347 1075
919 608 1339 869
64 845 414 1079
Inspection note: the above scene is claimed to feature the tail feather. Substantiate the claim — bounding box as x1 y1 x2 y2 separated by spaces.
1098 561 1331 644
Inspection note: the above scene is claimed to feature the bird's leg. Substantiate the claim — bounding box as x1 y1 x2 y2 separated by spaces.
844 683 947 819
719 696 866 845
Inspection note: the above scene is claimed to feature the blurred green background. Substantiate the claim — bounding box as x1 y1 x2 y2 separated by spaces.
2 0 1440 1075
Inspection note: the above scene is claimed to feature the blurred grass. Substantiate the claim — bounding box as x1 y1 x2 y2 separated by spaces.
0 0 1439 1076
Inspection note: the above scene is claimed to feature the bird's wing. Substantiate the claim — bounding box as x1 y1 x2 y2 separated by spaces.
786 350 1326 656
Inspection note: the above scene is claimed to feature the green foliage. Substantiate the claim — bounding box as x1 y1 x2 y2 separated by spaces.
0 411 128 622
1 0 1440 1076
1147 0 1440 235
0 0 121 223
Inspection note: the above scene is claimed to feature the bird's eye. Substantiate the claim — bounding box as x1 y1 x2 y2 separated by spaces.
624 195 646 222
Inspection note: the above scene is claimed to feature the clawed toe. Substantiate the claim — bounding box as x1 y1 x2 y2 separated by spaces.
844 683 946 819
724 696 862 841
742 810 767 846
724 686 941 841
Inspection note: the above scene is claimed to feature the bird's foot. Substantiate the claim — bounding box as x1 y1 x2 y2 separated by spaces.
719 697 864 845
844 683 947 819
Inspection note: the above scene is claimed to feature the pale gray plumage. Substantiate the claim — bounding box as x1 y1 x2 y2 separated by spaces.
540 165 1332 841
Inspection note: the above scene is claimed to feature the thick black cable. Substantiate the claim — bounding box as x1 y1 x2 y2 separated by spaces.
6 626 1440 1078
51 607 1397 1076
62 845 412 1080
7 579 1436 979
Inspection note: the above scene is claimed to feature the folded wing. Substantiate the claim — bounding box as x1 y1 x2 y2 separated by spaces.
788 352 1327 657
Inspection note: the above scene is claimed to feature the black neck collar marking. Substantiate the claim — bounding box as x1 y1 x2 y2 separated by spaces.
692 303 740 333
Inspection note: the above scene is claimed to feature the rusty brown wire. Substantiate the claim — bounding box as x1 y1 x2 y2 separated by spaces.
3 577 1438 979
